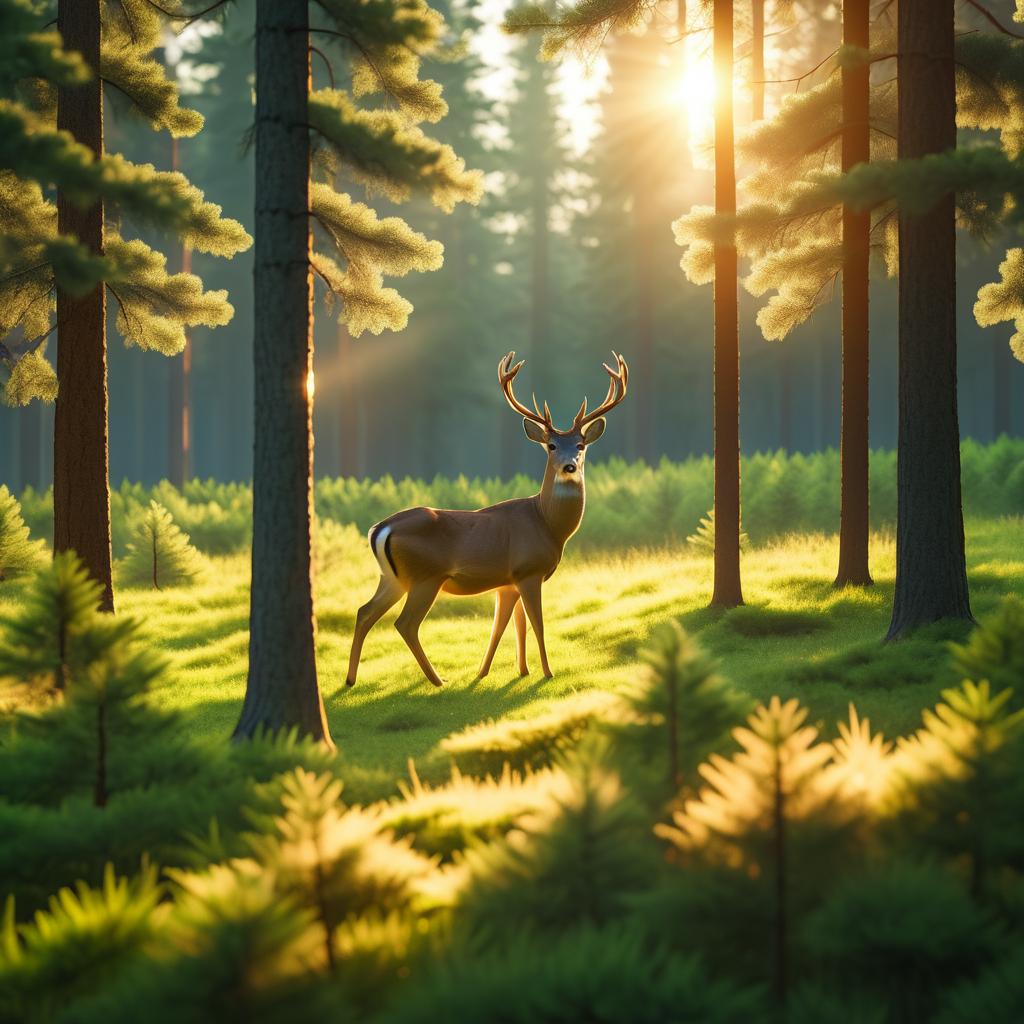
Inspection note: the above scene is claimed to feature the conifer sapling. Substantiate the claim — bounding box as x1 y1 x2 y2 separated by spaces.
121 501 202 590
0 484 46 581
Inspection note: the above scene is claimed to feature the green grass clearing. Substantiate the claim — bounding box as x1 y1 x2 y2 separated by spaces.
3 515 1021 799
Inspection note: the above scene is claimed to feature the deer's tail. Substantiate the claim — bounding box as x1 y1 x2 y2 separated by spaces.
368 521 399 579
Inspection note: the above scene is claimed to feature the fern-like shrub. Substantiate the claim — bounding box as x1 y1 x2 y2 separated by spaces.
440 691 619 776
0 484 46 581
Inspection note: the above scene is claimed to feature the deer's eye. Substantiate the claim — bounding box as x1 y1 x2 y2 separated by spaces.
547 443 556 451
576 443 585 451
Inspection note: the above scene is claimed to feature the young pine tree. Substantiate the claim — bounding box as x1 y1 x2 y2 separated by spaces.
887 680 1024 900
948 596 1024 706
615 621 746 798
235 0 482 747
121 500 201 590
0 484 46 581
1 0 251 610
0 551 123 691
657 696 860 1006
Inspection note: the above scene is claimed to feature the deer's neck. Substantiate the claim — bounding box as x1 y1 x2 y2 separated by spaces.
537 464 585 546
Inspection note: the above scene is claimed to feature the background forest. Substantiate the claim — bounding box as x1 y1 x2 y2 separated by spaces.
4 0 1024 1020
3 0 1022 491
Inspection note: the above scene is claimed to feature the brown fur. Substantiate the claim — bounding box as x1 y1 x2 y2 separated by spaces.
344 352 627 688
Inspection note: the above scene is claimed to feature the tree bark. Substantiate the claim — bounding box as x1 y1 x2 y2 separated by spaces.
712 0 743 608
234 0 333 745
886 0 971 639
168 137 192 489
19 399 42 492
54 0 113 612
835 0 872 587
337 323 359 478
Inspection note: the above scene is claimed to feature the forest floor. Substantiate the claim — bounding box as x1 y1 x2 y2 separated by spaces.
4 516 1023 799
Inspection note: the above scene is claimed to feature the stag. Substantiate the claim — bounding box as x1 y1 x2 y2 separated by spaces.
345 351 628 688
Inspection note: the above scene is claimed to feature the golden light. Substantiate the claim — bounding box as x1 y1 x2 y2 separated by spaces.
670 40 716 168
306 368 315 400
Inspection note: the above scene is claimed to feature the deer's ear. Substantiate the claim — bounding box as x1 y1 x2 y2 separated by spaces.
581 417 606 446
523 418 548 444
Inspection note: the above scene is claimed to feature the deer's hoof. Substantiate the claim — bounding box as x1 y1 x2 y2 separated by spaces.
430 678 445 689
344 677 356 688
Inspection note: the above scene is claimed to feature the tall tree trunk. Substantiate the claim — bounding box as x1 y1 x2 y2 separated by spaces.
993 335 1012 439
778 345 792 452
751 0 765 122
886 0 971 639
234 0 333 745
529 141 550 410
54 0 113 612
835 0 872 587
712 0 743 608
168 137 192 489
337 323 359 477
19 400 41 492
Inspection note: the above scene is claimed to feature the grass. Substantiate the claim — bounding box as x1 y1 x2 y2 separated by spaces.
3 515 1023 799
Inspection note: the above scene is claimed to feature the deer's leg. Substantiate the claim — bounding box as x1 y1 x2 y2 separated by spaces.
516 575 552 679
513 597 529 677
346 574 404 687
475 587 518 681
395 578 446 688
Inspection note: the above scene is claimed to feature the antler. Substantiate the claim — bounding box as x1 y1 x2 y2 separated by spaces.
573 351 629 430
498 351 552 429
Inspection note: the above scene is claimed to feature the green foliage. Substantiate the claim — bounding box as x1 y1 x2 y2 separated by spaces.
686 506 749 554
378 926 760 1024
0 0 251 404
380 762 562 859
503 0 649 61
456 752 656 942
0 484 45 581
0 552 113 691
120 501 202 590
0 862 162 1023
936 945 1024 1024
245 769 436 965
803 861 998 1023
440 691 617 776
887 680 1024 896
305 0 482 336
614 622 745 797
949 596 1024 700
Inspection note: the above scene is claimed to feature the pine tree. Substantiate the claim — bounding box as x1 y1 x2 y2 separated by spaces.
616 621 745 796
121 500 201 590
234 0 481 746
657 696 858 1006
1 0 252 610
244 768 434 970
888 680 1024 899
0 551 125 692
949 596 1024 702
0 484 46 581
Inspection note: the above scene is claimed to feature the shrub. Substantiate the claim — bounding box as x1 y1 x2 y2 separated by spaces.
378 926 760 1024
0 485 46 582
803 861 998 1024
120 502 202 590
440 691 619 776
456 753 656 942
949 597 1024 703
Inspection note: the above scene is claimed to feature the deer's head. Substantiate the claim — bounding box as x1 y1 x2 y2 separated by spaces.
498 351 629 480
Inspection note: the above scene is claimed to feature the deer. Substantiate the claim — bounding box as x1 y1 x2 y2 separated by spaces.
344 350 628 689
